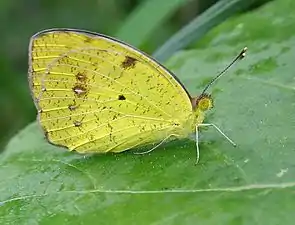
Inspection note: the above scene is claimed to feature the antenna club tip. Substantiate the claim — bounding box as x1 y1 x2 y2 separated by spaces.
200 46 247 94
240 46 248 59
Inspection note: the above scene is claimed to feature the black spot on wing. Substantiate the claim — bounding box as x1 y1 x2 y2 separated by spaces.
118 95 126 100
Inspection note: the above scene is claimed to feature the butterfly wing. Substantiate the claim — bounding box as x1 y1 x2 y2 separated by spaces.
29 29 193 153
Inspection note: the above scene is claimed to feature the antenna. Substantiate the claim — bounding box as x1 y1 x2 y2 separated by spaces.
201 47 247 95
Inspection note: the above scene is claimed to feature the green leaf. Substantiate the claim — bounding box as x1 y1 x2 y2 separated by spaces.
153 0 259 61
1 0 295 224
116 0 191 47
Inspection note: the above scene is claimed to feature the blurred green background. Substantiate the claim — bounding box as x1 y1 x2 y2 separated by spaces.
0 0 268 149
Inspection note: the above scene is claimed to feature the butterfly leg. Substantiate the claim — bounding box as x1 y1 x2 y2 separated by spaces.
134 134 176 155
198 123 237 147
195 125 200 165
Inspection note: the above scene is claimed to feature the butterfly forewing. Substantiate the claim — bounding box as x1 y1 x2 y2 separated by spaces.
29 29 193 152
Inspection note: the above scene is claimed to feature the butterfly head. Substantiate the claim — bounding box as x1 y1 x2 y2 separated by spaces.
190 93 213 126
190 47 247 124
191 93 213 112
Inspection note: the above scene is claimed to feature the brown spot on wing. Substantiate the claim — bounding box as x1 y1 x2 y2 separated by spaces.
72 84 88 96
74 121 82 127
68 104 78 111
84 36 93 43
76 72 87 82
121 56 137 69
68 100 78 111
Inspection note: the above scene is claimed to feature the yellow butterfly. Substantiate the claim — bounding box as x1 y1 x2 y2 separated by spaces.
28 28 246 163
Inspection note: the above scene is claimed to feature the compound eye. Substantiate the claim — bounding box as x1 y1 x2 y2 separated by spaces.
191 94 213 111
198 97 213 111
